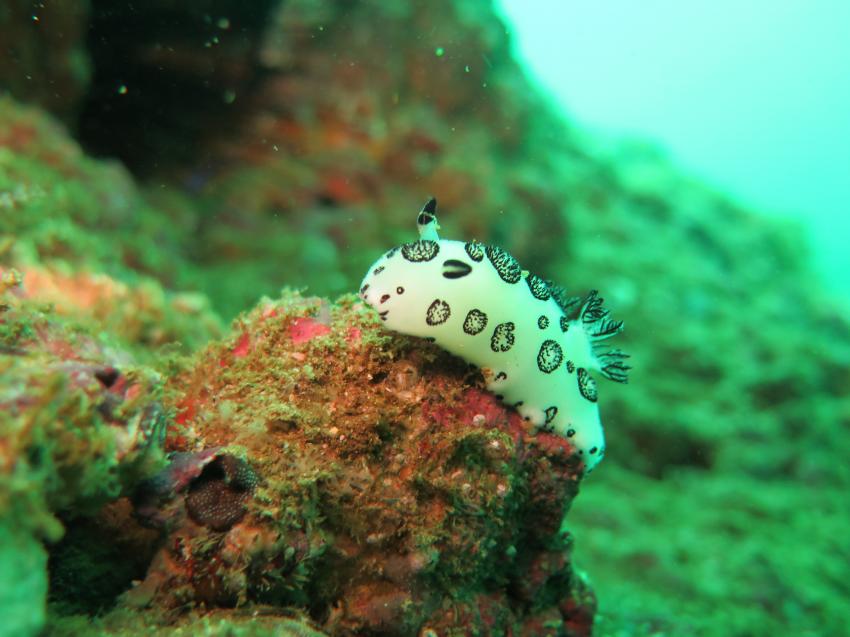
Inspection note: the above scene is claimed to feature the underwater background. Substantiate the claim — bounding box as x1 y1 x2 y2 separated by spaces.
0 1 847 636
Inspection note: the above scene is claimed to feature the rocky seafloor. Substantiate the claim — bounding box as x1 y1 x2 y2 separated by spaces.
1 1 849 636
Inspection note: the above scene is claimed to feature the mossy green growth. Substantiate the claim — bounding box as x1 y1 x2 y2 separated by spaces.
0 291 167 541
570 463 850 636
0 521 48 637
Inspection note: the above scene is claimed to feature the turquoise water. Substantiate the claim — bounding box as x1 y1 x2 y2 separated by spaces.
498 0 850 299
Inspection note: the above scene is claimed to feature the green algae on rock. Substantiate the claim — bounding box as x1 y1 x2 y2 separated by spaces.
0 273 167 536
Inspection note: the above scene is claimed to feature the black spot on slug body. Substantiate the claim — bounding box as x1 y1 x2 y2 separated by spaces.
402 240 440 263
373 265 385 276
442 259 473 279
537 315 549 330
577 368 598 403
490 322 515 352
463 309 488 335
526 274 551 301
464 241 485 262
560 316 571 333
494 371 507 381
485 245 522 283
426 299 451 325
566 360 575 373
537 340 564 373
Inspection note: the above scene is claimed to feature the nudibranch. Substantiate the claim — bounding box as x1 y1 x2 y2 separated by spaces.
359 198 629 473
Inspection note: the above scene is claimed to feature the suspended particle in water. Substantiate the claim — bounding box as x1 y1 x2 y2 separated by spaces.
435 47 445 57
117 85 128 95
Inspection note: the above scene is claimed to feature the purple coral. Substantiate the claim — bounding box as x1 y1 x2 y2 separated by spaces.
185 454 260 532
133 448 261 531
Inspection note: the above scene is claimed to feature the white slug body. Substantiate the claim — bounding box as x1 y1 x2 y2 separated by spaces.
359 200 628 473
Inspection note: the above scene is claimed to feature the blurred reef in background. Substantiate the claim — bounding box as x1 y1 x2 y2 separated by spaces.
1 1 848 636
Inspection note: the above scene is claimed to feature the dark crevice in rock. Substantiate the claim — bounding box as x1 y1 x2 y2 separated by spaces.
76 0 277 176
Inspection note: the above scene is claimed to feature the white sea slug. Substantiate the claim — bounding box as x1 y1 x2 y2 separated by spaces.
359 199 629 473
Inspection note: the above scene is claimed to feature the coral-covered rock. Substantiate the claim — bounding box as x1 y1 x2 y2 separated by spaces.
18 266 221 353
0 274 167 535
128 292 593 635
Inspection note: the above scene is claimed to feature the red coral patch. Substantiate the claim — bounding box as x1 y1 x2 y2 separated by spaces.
289 317 331 344
232 331 251 358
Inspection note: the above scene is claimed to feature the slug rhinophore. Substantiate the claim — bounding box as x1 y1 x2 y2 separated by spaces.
359 198 629 473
